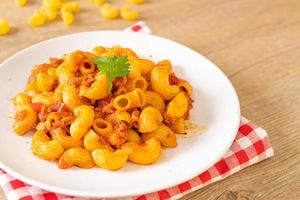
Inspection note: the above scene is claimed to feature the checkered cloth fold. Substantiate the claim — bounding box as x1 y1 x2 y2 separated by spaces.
0 21 274 200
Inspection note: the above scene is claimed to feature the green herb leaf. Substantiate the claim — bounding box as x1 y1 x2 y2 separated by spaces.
93 56 130 92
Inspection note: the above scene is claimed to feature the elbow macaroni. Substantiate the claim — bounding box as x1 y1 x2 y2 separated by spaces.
122 138 162 165
126 76 148 91
127 129 141 143
177 80 192 96
102 46 137 60
80 73 109 100
92 46 106 56
70 105 94 140
128 0 144 4
56 64 73 86
13 105 38 135
61 2 80 13
36 72 55 92
0 18 10 35
144 91 165 113
32 91 55 105
28 11 46 27
16 0 28 7
92 118 113 137
113 88 145 111
12 46 195 170
138 106 163 133
166 92 188 118
32 129 64 161
63 51 84 72
58 147 95 169
47 67 57 79
116 111 131 125
41 7 58 22
43 0 62 11
169 117 186 134
24 80 37 95
92 149 128 170
61 11 75 26
120 6 140 21
142 124 177 147
83 129 112 152
151 66 180 100
101 3 119 19
63 85 85 110
129 58 154 78
79 59 96 75
51 128 83 150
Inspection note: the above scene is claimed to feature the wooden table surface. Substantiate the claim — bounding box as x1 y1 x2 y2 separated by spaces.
1 0 300 199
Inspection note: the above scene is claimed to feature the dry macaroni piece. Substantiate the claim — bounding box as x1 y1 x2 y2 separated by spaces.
43 0 63 11
120 6 140 21
0 18 10 36
128 0 145 4
41 7 58 21
28 11 47 27
16 0 28 7
12 46 194 170
92 0 106 6
100 3 119 19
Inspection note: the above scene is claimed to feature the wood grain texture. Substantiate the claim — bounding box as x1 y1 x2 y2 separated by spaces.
1 0 300 199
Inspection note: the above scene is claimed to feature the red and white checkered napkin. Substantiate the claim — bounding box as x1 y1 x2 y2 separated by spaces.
0 22 274 200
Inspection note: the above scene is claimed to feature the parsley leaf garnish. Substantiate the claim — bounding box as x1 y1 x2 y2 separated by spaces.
93 56 130 92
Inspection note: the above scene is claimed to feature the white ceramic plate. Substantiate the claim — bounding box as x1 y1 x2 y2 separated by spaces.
0 31 240 198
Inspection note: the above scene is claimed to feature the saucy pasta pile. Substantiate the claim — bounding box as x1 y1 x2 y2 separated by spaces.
12 46 193 170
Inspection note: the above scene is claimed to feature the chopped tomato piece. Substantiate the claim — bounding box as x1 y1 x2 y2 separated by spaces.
30 103 43 112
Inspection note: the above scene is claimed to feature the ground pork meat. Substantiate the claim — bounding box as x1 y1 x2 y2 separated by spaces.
169 72 180 85
130 109 140 129
94 106 104 119
61 113 75 126
115 121 129 133
113 77 127 90
81 73 96 87
49 57 63 67
108 130 129 148
188 95 194 109
46 112 75 131
98 96 115 114
38 105 51 121
69 76 83 87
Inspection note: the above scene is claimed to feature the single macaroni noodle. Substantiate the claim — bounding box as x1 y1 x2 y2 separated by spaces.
151 66 180 100
142 123 177 147
32 129 64 161
121 138 162 165
51 128 83 150
92 149 128 170
58 147 95 169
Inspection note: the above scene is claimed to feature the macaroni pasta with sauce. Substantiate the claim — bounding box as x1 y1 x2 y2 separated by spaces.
12 46 194 170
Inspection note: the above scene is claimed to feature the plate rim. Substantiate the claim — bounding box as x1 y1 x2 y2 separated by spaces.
0 30 240 198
